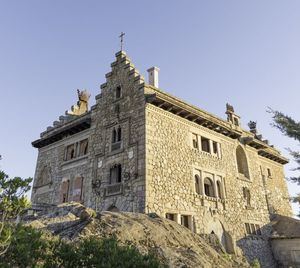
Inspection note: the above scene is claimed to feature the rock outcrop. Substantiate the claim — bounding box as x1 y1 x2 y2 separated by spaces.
25 203 250 268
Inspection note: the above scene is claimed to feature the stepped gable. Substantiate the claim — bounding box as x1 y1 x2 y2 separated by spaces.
95 50 145 105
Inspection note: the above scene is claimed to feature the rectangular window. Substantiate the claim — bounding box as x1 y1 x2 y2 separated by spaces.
65 144 75 161
245 223 251 235
192 133 198 149
180 215 190 229
201 137 210 153
61 180 70 203
166 213 176 222
213 141 218 154
250 224 256 235
255 224 262 235
267 168 272 177
110 164 122 184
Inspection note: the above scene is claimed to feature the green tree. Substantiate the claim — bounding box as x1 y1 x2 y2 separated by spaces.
0 156 32 255
269 109 300 213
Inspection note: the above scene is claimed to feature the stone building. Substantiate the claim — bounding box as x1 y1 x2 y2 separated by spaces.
32 50 293 266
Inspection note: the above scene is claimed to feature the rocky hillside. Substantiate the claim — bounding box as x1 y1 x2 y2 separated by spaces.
26 203 250 268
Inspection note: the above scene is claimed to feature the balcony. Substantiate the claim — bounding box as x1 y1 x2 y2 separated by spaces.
111 141 122 151
105 183 123 196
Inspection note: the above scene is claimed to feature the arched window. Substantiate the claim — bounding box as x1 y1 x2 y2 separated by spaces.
79 139 88 156
243 187 251 206
236 146 249 178
117 127 122 142
195 174 201 194
204 177 214 197
116 86 121 99
217 181 223 199
112 129 117 143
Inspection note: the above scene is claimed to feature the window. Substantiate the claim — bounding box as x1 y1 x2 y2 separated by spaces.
117 127 122 142
236 146 249 178
114 104 120 114
255 224 262 235
245 223 251 235
66 144 75 161
111 127 122 151
64 139 88 161
79 139 88 157
192 133 198 149
195 174 201 194
110 164 122 184
204 177 214 197
191 134 221 157
112 129 117 143
61 180 70 203
201 137 210 153
213 141 218 154
72 176 84 202
243 187 251 206
116 86 122 99
267 168 272 177
245 223 262 235
180 215 191 229
166 213 176 222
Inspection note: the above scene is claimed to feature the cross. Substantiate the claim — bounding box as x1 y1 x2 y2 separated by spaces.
119 32 125 51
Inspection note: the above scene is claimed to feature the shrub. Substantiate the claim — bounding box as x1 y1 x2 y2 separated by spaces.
0 225 163 268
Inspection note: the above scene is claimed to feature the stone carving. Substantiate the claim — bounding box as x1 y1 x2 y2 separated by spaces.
66 89 91 116
248 121 257 134
226 103 235 113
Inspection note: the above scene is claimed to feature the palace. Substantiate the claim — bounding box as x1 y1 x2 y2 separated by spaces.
31 50 293 266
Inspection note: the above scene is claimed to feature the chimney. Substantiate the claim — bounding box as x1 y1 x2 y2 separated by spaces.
147 66 160 88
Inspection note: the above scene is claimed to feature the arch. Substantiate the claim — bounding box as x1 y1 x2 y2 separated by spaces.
204 177 214 197
107 205 119 212
194 174 201 194
236 146 249 178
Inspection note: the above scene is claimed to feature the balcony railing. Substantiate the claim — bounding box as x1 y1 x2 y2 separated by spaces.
111 141 122 151
105 183 123 196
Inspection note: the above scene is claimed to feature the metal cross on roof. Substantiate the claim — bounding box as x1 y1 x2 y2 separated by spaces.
119 32 125 51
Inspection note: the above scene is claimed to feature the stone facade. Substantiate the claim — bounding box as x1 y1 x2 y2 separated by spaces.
32 50 292 267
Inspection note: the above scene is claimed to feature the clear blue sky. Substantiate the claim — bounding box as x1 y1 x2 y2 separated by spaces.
0 1 299 215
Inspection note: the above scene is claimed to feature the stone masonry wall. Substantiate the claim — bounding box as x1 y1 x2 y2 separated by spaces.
84 51 146 213
145 104 291 267
32 129 90 205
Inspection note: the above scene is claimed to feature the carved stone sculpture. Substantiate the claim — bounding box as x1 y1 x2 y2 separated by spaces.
66 89 91 116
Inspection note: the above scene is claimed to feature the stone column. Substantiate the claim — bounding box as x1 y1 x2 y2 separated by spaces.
200 171 205 195
176 213 181 225
209 140 213 154
217 143 221 158
198 135 202 151
213 175 218 198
